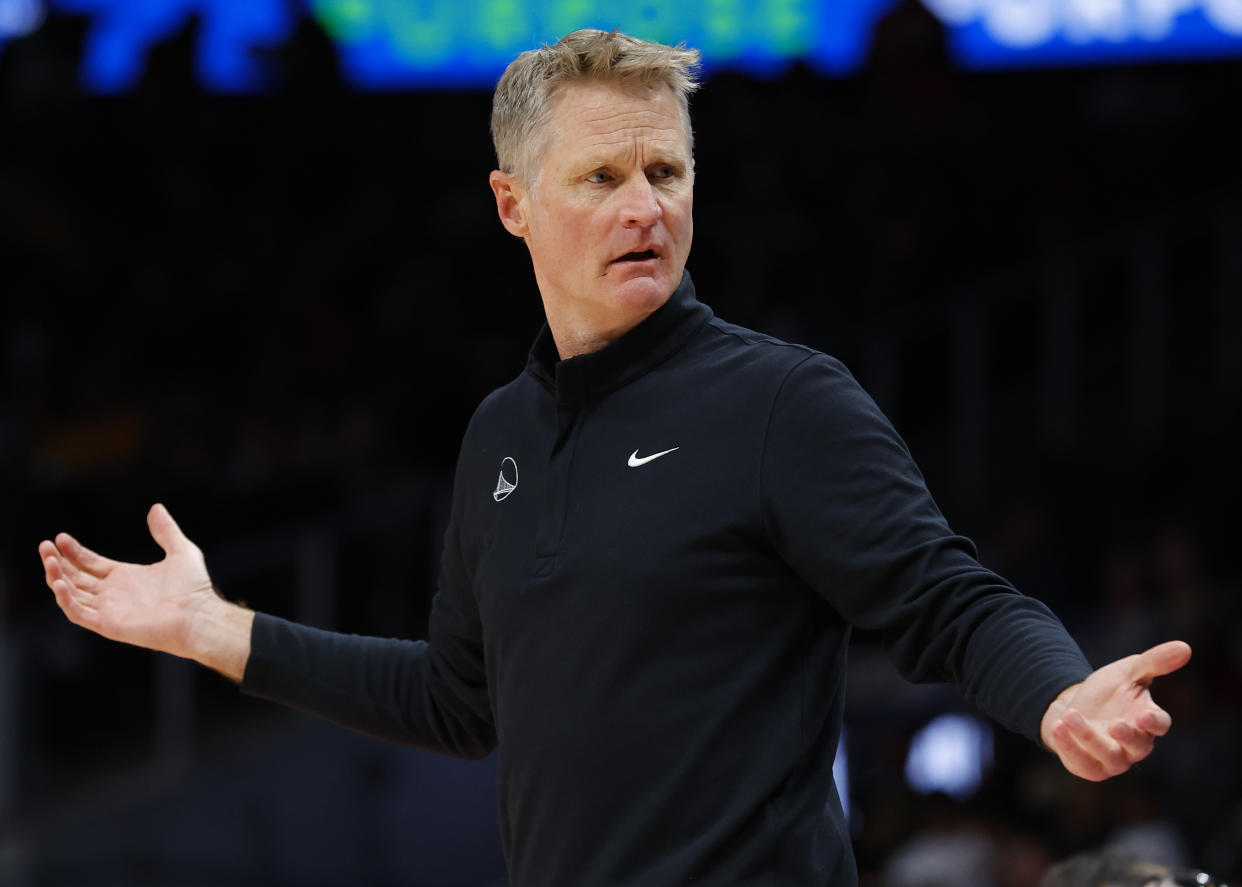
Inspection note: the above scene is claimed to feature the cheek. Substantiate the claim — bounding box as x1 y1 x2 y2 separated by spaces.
529 206 575 256
668 197 694 242
536 217 598 276
539 201 594 241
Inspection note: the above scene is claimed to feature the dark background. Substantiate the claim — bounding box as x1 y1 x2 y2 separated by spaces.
1 3 1240 885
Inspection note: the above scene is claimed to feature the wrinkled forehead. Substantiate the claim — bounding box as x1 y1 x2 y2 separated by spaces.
541 80 692 159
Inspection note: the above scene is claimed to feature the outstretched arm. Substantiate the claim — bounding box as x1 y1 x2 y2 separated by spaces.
39 502 495 756
38 503 254 682
1040 640 1192 781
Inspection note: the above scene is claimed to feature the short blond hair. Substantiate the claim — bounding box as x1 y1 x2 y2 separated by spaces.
491 29 702 185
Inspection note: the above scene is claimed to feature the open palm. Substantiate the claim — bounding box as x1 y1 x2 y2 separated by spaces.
39 504 218 660
1042 640 1191 781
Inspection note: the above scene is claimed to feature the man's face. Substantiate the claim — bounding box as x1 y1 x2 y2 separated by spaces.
491 79 694 354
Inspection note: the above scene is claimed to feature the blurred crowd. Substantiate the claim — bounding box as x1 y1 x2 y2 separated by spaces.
1 2 1240 884
852 514 1242 885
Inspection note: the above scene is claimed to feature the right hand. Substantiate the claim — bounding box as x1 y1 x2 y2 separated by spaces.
39 503 221 661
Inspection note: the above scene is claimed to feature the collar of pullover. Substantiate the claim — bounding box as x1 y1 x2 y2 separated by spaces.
525 271 713 409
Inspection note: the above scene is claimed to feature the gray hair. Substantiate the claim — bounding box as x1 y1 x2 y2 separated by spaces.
490 29 702 186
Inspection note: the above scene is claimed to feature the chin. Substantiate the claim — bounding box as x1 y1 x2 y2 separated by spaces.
610 272 675 314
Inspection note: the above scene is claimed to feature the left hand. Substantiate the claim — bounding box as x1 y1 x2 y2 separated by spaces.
1040 640 1192 781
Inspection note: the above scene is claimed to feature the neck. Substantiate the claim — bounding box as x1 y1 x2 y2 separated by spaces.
545 305 659 360
534 268 683 360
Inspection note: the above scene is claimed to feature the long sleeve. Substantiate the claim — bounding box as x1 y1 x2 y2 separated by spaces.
760 353 1091 743
240 458 496 760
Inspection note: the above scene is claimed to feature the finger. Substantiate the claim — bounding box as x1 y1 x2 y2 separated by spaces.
49 575 71 612
1131 640 1192 682
43 554 93 595
39 542 80 587
43 549 97 593
39 539 64 584
1048 719 1112 782
1108 720 1157 762
53 532 115 577
42 550 68 587
1136 705 1173 736
50 576 100 627
39 540 61 586
147 503 189 555
1062 710 1133 778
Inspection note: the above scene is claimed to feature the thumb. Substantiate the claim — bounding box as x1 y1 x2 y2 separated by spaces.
147 503 189 555
1132 640 1192 682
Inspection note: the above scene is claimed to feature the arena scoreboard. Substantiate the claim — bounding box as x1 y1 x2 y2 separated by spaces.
1 0 1241 91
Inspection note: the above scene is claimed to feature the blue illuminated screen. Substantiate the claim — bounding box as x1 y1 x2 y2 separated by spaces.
1 0 1240 92
904 713 994 800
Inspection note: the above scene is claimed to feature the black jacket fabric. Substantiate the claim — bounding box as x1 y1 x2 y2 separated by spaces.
242 272 1091 886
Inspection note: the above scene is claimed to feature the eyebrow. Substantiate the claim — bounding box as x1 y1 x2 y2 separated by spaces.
575 152 687 173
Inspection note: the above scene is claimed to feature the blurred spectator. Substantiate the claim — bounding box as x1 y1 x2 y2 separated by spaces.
1041 850 1228 887
882 793 996 887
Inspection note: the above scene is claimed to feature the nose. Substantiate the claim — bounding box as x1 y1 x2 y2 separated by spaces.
621 176 662 229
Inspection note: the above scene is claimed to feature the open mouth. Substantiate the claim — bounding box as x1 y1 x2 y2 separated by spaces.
612 249 658 264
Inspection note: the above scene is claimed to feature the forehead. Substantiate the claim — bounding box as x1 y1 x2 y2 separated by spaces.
542 80 690 164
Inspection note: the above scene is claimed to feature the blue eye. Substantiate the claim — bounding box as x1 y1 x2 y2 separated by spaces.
587 170 611 184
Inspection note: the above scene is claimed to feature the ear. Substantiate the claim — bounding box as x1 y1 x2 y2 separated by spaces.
490 169 530 239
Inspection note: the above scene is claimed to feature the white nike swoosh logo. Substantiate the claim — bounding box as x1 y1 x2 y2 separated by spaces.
628 447 679 468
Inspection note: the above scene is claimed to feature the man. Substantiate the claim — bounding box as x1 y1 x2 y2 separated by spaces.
39 29 1190 887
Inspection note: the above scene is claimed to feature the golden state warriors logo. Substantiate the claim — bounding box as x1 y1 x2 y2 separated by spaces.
493 457 518 502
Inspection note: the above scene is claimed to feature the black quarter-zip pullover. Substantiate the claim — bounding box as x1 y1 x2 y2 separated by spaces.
243 272 1091 886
